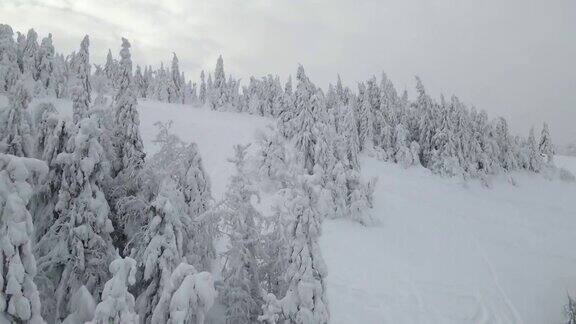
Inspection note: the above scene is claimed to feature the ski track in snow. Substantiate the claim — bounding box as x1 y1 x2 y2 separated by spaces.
16 96 576 324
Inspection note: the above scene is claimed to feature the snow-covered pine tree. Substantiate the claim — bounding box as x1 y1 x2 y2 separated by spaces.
293 65 319 174
339 104 360 170
179 143 216 271
565 295 576 324
0 154 48 324
356 82 374 153
112 38 145 178
277 76 296 139
35 116 115 322
88 257 139 324
219 144 266 323
539 122 554 163
61 286 95 324
143 121 215 271
493 117 518 171
0 25 20 95
209 55 227 110
527 126 543 172
150 262 216 324
31 103 72 242
199 70 206 105
0 81 34 157
169 53 183 104
133 65 145 98
255 129 289 186
22 29 40 81
130 179 190 323
51 54 68 98
414 76 436 167
70 35 91 124
259 179 329 324
37 33 54 94
15 32 26 74
104 49 117 92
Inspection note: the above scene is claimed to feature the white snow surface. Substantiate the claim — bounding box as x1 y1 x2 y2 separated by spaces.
15 96 576 324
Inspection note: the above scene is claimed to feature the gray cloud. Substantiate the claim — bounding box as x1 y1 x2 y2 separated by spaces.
1 0 574 145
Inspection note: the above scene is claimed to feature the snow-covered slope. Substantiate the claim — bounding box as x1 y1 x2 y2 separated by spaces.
18 97 576 323
323 158 576 324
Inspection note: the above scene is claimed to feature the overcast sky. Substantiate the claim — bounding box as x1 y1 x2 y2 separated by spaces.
1 0 574 145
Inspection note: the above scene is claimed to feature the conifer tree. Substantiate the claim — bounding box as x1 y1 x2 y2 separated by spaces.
0 81 34 157
112 38 145 178
88 257 139 324
539 122 554 163
0 154 48 324
150 263 216 324
169 53 183 104
22 29 40 81
130 179 189 322
527 126 543 172
260 180 329 324
36 116 115 321
37 34 55 93
210 55 227 110
220 145 265 323
0 25 20 94
70 35 91 124
199 70 206 104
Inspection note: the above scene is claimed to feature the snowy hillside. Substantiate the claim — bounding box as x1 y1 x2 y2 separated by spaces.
23 96 576 324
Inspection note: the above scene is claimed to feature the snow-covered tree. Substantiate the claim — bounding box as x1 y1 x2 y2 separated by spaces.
293 65 320 174
88 257 138 324
70 35 91 124
0 81 34 157
254 129 290 186
22 29 39 81
219 144 266 323
527 126 543 172
144 121 215 271
35 117 115 321
539 122 554 163
259 180 329 324
199 70 206 105
0 25 20 94
150 263 216 324
356 83 374 153
61 286 95 324
130 179 189 323
169 53 183 104
31 103 71 238
0 154 47 324
104 49 117 91
37 33 55 94
112 38 145 178
209 55 227 110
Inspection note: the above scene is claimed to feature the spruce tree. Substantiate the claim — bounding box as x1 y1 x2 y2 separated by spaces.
0 154 48 324
88 257 139 324
539 122 554 163
112 38 145 178
70 35 91 124
260 180 329 324
36 116 115 321
220 145 265 323
0 81 34 157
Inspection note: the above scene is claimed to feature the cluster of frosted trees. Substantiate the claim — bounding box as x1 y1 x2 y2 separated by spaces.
0 25 340 324
192 58 556 184
0 29 219 323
